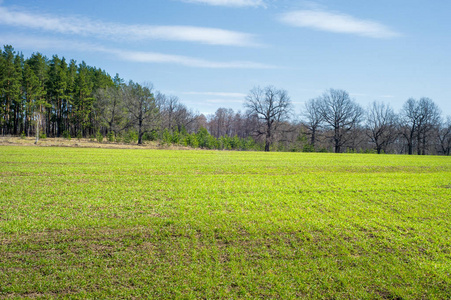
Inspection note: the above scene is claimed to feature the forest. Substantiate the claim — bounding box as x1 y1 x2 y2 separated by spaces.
1 45 450 154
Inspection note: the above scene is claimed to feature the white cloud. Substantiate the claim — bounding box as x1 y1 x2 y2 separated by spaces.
350 92 395 99
279 9 400 38
0 5 258 46
349 92 370 97
205 99 244 103
113 49 274 68
0 34 274 69
182 0 264 7
183 92 247 97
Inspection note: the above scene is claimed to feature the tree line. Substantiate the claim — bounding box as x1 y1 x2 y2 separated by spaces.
300 89 450 155
1 45 450 154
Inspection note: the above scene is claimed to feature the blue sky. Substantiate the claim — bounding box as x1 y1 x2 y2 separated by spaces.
1 0 450 117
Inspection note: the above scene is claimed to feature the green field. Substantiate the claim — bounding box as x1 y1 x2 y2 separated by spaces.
1 147 450 299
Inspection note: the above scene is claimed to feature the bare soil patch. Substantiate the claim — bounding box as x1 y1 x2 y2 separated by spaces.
0 136 190 150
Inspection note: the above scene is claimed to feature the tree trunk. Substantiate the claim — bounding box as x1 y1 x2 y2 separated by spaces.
34 112 40 144
26 115 31 137
310 128 316 147
334 126 340 153
422 135 427 155
265 122 271 152
138 118 143 145
334 136 340 153
264 140 270 152
13 108 18 135
417 132 422 155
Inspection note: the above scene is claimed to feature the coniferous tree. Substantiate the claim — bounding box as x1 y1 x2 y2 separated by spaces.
47 55 69 136
66 59 77 135
22 62 45 136
73 62 94 136
3 44 451 155
26 52 49 142
1 46 22 135
12 52 24 135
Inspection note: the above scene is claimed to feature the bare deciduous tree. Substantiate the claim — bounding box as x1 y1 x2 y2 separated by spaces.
94 86 126 137
416 97 441 155
244 86 293 152
437 116 451 155
317 89 364 153
399 98 441 155
124 81 159 144
399 98 419 155
173 105 197 133
366 101 398 154
231 111 245 138
192 114 207 133
157 93 196 133
301 98 323 148
208 107 235 138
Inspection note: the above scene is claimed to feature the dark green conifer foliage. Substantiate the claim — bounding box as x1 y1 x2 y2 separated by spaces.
1 46 22 135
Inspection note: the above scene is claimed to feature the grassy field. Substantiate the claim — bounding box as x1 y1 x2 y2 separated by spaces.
1 146 450 299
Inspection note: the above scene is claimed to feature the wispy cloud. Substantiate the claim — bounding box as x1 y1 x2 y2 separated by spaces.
112 49 274 68
279 9 400 38
349 93 370 97
350 92 395 98
181 92 247 109
182 0 265 7
0 34 274 69
0 5 258 46
183 92 247 97
205 99 244 103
